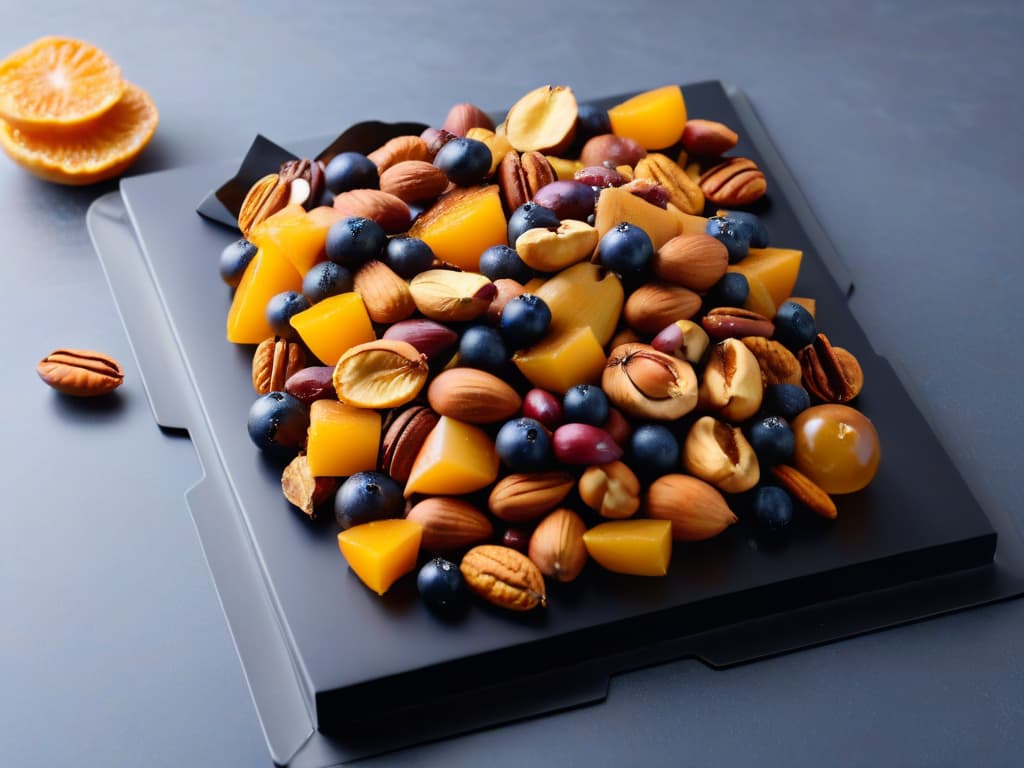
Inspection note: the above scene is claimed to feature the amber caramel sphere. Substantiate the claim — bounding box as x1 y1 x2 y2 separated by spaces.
791 404 881 494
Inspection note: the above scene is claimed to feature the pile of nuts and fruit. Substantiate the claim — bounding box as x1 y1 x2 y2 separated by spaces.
221 84 881 616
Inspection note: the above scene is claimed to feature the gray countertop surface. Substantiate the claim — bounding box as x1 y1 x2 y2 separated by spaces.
2 2 1022 766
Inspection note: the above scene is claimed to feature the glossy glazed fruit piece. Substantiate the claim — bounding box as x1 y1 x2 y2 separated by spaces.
305 400 381 477
288 292 375 366
792 404 881 494
408 185 508 271
728 247 803 309
250 204 341 275
582 520 673 576
404 416 500 496
337 519 423 595
226 247 303 344
607 85 687 150
512 325 607 394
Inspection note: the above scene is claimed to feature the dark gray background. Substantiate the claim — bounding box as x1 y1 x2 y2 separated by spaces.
2 1 1022 766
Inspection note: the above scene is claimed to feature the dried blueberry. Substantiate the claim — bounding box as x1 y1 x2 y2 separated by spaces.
773 301 817 350
479 244 534 283
325 216 386 268
219 237 257 287
266 290 311 339
495 417 553 472
705 215 750 264
302 261 353 303
707 272 749 308
324 151 379 193
417 557 469 616
499 294 551 349
562 384 610 427
507 202 560 248
628 424 680 479
246 392 309 457
384 236 434 279
335 471 404 530
764 383 811 421
458 325 509 373
718 210 769 248
747 415 795 465
752 486 794 532
433 137 492 186
596 222 654 281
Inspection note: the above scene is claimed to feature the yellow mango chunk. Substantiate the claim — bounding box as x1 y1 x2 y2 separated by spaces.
546 155 584 181
741 272 777 318
250 204 341 276
607 85 688 150
534 262 623 346
337 518 423 595
306 400 381 477
729 247 803 309
594 186 705 250
582 519 673 576
226 247 303 344
408 186 507 271
404 416 500 497
289 292 375 365
512 325 607 394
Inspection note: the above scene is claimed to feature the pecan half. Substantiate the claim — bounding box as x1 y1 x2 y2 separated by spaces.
37 349 124 397
634 152 704 214
740 336 802 386
460 545 546 611
252 337 306 395
701 306 775 341
498 150 557 212
381 404 440 483
799 333 864 403
237 173 287 237
698 157 767 207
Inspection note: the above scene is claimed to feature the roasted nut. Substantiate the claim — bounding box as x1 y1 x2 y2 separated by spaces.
501 84 578 155
634 153 705 215
498 150 557 212
799 333 864 403
427 368 522 424
332 339 428 408
37 348 123 397
485 278 527 324
460 545 547 611
515 219 598 272
333 189 411 233
252 337 306 395
698 157 767 207
528 508 587 582
651 319 710 364
622 178 670 209
279 158 323 210
699 338 764 422
579 134 646 168
367 135 429 172
281 454 338 519
702 306 775 341
683 416 760 493
442 103 496 137
770 464 838 520
603 342 698 420
379 160 449 203
381 318 459 363
408 269 497 322
353 259 416 324
421 127 457 159
681 119 739 156
741 336 802 386
653 233 729 291
380 404 439 483
623 283 702 335
237 173 288 238
488 471 575 522
406 497 494 551
578 461 641 519
645 474 738 541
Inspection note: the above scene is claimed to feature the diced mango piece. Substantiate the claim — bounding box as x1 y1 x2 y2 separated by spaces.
741 272 776 318
289 292 375 365
594 186 706 250
337 519 423 595
582 519 673 576
522 276 547 294
226 247 303 344
607 85 688 150
466 128 512 175
534 262 623 346
404 416 499 497
512 325 607 394
306 400 381 477
546 155 584 181
249 204 342 276
786 296 816 319
728 247 803 309
408 186 507 271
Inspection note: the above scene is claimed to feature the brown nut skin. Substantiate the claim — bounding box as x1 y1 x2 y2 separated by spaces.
488 471 575 522
698 157 767 207
442 103 496 137
281 454 338 519
623 283 702 335
406 497 494 552
578 461 641 519
498 150 557 213
333 189 411 233
284 366 336 405
579 134 647 168
645 474 738 541
380 404 439 483
633 153 704 215
740 336 802 387
602 343 698 421
427 368 522 424
382 319 459 364
379 160 450 203
528 508 587 583
352 259 416 324
683 416 760 494
702 306 775 341
653 233 729 292
681 119 739 157
770 465 838 520
367 135 429 172
799 333 864 403
485 278 527 325
252 337 306 395
460 545 547 611
37 348 124 397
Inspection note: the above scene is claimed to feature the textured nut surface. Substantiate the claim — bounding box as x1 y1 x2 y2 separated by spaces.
602 342 698 420
460 545 547 611
281 454 338 519
488 471 575 522
332 339 428 408
634 152 705 215
353 259 416 324
408 269 496 322
406 497 494 551
741 336 802 386
332 189 411 233
37 348 124 397
379 160 449 203
698 157 767 207
502 84 578 154
498 150 557 212
515 219 598 272
770 464 838 519
252 337 306 395
681 119 739 156
528 508 587 582
645 474 738 541
380 404 439 483
427 368 522 424
699 338 764 422
367 135 429 172
653 233 729 291
799 333 864 403
683 415 760 493
702 306 775 341
623 283 702 335
578 461 641 519
237 173 287 237
442 103 496 136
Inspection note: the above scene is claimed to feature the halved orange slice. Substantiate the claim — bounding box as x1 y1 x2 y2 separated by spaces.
0 37 124 131
0 82 158 185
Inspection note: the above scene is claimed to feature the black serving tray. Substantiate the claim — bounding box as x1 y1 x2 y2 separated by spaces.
88 82 1024 767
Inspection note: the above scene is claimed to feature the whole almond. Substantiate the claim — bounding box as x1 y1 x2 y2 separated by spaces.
488 471 575 522
645 474 738 541
427 368 522 424
367 135 429 172
379 160 449 203
406 497 494 551
333 188 411 233
681 119 739 156
353 259 416 324
653 233 729 291
770 464 838 519
528 508 587 583
623 283 702 335
442 103 496 137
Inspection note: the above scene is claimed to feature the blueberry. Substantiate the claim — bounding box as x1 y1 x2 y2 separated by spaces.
707 272 750 308
219 238 257 287
576 103 612 142
562 384 609 427
752 486 794 532
507 202 560 248
718 210 769 248
495 417 553 472
334 471 404 530
705 216 750 264
479 244 534 283
747 415 795 465
246 392 309 457
325 216 386 268
773 301 817 350
384 236 435 279
764 383 811 420
433 137 492 186
266 290 311 339
458 325 509 373
628 424 680 479
417 557 469 616
596 222 654 280
302 261 353 303
499 294 551 349
324 151 379 193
